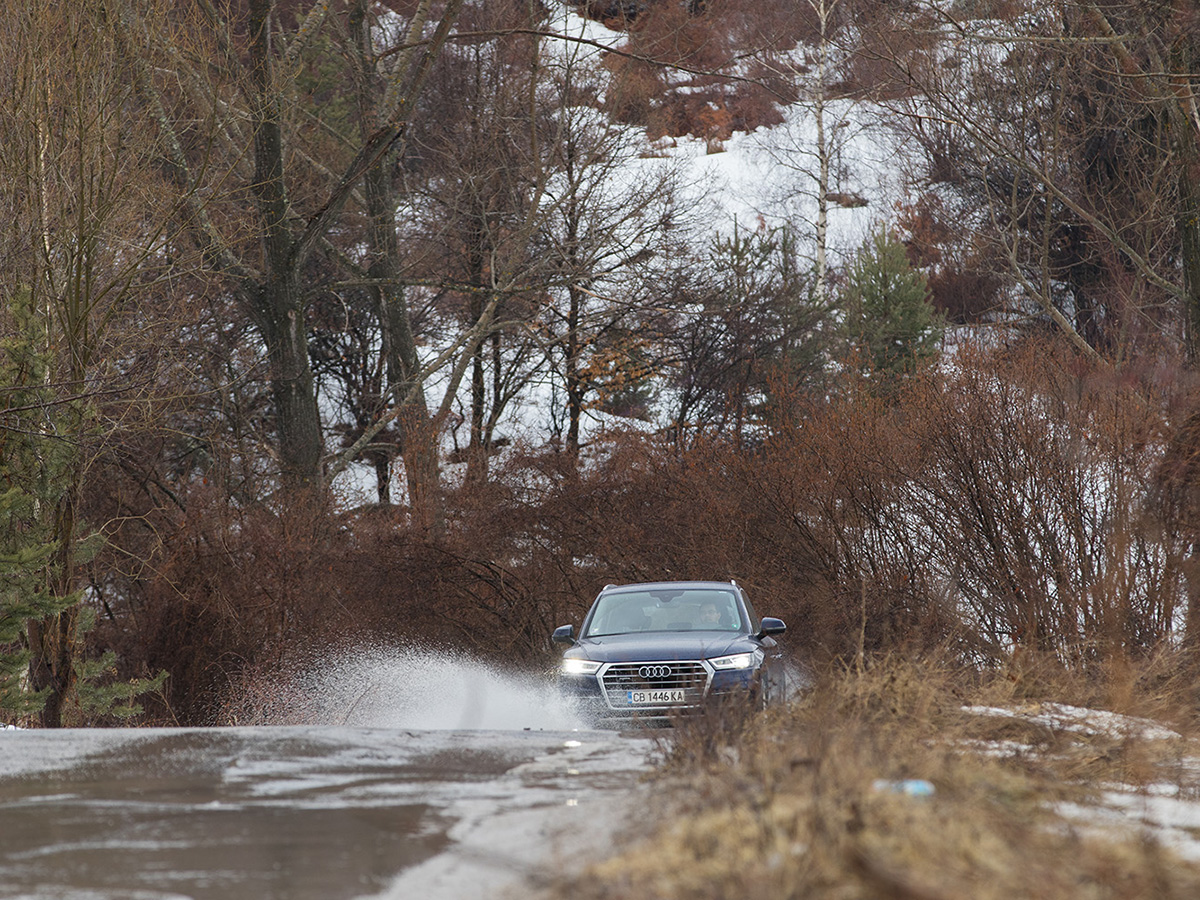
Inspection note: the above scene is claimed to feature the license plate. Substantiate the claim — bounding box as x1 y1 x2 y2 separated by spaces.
628 689 686 705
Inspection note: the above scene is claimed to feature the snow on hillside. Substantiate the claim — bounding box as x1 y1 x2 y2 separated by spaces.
963 703 1200 862
332 6 912 508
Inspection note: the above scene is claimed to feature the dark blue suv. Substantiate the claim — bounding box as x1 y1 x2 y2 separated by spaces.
552 580 787 722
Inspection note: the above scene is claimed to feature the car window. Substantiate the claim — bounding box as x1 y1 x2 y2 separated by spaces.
688 592 741 630
740 591 760 631
585 594 652 636
584 588 745 636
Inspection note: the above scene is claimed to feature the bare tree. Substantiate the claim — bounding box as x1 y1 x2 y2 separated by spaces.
400 5 548 483
873 1 1196 361
756 0 859 307
0 0 187 724
113 0 465 498
382 5 687 473
663 221 830 442
339 0 447 513
533 22 688 455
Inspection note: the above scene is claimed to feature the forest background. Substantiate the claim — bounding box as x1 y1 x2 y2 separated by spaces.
3 0 1200 727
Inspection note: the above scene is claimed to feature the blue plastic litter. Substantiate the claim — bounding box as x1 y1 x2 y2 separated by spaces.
872 778 935 798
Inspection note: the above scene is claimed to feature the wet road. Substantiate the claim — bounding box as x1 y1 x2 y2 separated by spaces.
0 725 655 900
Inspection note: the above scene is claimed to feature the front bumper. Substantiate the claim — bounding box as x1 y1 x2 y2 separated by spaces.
559 658 760 721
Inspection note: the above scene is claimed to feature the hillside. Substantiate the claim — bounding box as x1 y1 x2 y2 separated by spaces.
2 0 1200 732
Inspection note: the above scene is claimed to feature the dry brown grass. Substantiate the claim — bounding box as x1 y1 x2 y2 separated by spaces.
569 657 1200 900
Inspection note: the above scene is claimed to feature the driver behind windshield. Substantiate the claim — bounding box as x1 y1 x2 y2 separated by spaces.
698 600 730 629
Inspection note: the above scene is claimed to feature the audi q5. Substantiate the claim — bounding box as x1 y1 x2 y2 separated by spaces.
552 580 787 723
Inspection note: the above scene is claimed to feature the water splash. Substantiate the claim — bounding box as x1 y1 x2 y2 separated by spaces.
247 643 588 731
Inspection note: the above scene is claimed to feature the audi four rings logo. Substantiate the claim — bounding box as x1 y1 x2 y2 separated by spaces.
639 665 672 679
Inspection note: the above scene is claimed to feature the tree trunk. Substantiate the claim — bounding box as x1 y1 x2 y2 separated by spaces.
363 159 443 520
28 492 80 727
1186 541 1200 656
467 301 488 482
813 0 831 308
256 278 325 491
248 0 324 493
1168 34 1200 661
566 283 584 454
385 303 444 532
1174 82 1200 361
463 229 490 483
349 0 444 519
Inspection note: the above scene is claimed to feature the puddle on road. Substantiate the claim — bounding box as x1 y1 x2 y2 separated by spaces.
0 788 446 900
233 643 587 732
0 726 648 900
0 648 649 900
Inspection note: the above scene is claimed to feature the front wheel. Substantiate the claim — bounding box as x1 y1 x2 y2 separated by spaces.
759 667 785 709
750 670 770 710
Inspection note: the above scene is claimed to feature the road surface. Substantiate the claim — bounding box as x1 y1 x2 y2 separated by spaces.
0 648 661 899
0 724 655 900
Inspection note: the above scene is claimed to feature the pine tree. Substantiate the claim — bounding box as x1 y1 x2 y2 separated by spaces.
0 491 61 716
1 290 166 724
0 289 78 719
843 228 944 379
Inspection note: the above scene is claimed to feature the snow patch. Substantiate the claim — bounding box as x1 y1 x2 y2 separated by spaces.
963 703 1182 742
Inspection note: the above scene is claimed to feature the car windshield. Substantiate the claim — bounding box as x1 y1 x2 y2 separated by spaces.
583 588 745 637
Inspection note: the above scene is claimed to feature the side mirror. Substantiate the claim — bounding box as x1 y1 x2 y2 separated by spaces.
552 624 576 645
758 617 786 638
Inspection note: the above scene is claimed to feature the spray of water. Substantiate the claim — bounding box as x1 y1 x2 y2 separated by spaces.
247 643 588 731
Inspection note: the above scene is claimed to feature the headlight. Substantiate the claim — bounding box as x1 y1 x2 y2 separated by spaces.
561 658 602 675
709 651 762 671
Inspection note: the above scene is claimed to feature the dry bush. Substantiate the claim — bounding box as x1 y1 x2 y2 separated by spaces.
889 343 1180 669
117 336 1192 723
597 0 798 138
104 457 601 723
570 657 1200 900
926 265 1002 323
629 2 729 73
839 15 938 100
896 192 1006 323
503 338 1182 682
602 56 663 127
410 337 1182 682
100 487 371 723
644 338 1185 677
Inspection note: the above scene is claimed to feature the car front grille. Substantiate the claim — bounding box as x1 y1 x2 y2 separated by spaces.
600 661 709 709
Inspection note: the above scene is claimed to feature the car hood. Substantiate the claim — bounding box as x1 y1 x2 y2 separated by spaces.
568 631 757 663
